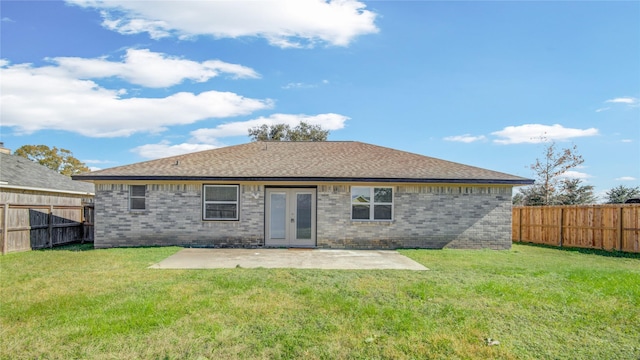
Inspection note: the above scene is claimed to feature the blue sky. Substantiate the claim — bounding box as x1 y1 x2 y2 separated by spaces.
1 0 638 199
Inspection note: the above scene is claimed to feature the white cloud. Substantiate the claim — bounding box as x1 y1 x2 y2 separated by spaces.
602 96 640 110
282 80 330 89
83 159 115 164
88 166 103 172
559 171 592 180
621 139 633 143
101 11 172 39
2 17 15 23
595 107 610 113
131 141 218 159
443 134 487 143
615 176 637 181
67 0 379 48
605 97 638 105
132 112 350 159
491 124 599 144
0 60 273 137
282 82 317 89
190 113 349 143
50 48 259 88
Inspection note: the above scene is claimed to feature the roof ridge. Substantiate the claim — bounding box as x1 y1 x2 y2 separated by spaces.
255 140 357 143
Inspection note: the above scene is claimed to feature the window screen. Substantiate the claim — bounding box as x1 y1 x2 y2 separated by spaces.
203 185 239 220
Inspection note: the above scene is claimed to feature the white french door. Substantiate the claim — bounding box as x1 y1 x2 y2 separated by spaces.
265 188 316 247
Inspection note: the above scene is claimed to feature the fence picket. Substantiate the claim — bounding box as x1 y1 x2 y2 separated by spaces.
513 204 640 253
0 203 94 254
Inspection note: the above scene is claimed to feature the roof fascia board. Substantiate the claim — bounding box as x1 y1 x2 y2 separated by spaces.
0 184 95 196
73 175 534 185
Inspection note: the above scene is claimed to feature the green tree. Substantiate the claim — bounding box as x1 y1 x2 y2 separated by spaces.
556 179 596 205
513 184 546 206
516 139 584 206
248 121 329 142
604 185 640 204
512 193 525 206
14 145 90 176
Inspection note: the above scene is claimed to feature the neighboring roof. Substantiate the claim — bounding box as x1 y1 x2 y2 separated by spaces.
0 152 95 195
74 141 533 185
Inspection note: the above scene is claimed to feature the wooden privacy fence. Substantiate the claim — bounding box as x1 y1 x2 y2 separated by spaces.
513 205 640 253
0 203 94 254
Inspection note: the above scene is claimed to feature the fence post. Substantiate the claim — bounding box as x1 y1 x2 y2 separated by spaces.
48 205 54 248
558 207 564 248
2 203 8 255
80 205 85 244
618 206 623 251
518 208 523 242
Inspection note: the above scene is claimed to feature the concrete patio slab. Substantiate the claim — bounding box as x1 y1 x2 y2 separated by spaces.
149 248 428 270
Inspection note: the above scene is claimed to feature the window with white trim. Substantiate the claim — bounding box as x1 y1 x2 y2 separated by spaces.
203 185 239 220
129 185 146 211
351 187 393 220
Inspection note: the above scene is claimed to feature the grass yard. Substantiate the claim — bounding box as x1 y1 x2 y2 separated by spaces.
1 244 639 360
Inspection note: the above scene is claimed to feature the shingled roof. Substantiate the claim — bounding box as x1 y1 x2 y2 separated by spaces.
1 152 95 194
73 141 533 185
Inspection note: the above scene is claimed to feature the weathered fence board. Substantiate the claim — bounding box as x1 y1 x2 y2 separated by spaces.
513 205 640 253
83 204 95 243
622 206 640 253
0 203 94 254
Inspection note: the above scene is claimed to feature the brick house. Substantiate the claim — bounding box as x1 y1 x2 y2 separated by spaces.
73 141 532 250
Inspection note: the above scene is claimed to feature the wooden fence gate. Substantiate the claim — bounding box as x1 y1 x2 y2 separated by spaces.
513 205 640 253
0 203 94 254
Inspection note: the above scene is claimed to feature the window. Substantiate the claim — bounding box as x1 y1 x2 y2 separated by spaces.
129 185 146 211
203 185 239 220
351 187 393 221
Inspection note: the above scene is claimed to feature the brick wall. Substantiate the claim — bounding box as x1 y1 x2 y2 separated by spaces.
94 182 513 250
94 184 263 248
316 185 513 250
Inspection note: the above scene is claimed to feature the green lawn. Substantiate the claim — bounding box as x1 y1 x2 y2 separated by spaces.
1 244 638 360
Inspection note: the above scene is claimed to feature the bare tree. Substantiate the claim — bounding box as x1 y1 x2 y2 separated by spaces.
516 139 584 206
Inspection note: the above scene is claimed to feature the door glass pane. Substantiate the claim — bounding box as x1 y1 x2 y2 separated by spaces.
296 194 312 239
270 193 286 239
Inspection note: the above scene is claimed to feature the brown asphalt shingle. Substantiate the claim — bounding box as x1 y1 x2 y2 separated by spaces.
73 141 533 184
